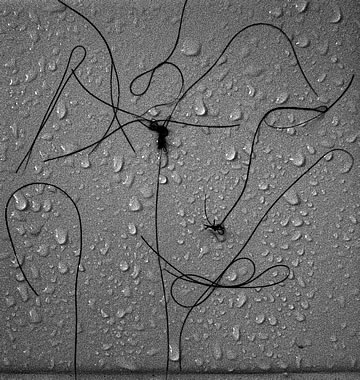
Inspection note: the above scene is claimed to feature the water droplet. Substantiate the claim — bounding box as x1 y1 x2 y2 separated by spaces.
268 315 278 326
275 92 289 104
181 37 201 56
113 155 123 172
80 155 91 169
340 159 353 173
269 7 283 18
296 35 310 48
128 223 137 235
58 261 69 274
295 0 308 13
290 151 306 167
169 343 179 361
212 341 222 360
43 199 52 212
194 96 207 116
17 284 29 302
119 261 129 272
283 188 300 205
225 146 237 161
171 171 182 184
330 4 342 23
232 325 241 341
235 291 247 308
37 244 50 257
129 196 142 211
29 308 42 323
247 84 255 97
13 191 28 211
140 185 153 198
55 227 68 245
229 109 242 121
56 99 67 119
159 174 167 184
255 313 266 324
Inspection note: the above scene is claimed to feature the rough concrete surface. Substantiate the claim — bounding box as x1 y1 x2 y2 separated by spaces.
0 0 359 379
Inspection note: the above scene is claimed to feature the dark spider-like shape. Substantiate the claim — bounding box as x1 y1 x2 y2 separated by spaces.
138 115 171 153
203 195 225 235
148 118 169 152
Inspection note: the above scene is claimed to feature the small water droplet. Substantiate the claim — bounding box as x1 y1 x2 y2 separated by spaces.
269 7 283 18
119 261 129 272
296 35 310 48
232 325 241 341
113 155 124 172
159 175 167 184
229 109 243 121
212 341 222 361
290 151 306 167
283 188 300 205
171 171 182 184
17 284 29 302
194 96 207 116
225 146 237 161
181 37 201 56
56 99 67 119
13 191 28 211
256 313 266 324
58 261 69 274
37 244 50 257
295 0 308 13
340 159 353 173
268 315 278 326
55 227 68 245
29 308 42 323
140 185 153 198
128 223 137 235
275 92 289 104
129 196 142 211
169 343 179 361
330 4 342 23
235 291 247 308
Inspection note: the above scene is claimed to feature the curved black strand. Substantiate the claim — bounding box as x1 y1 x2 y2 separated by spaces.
5 182 83 380
57 0 135 155
206 75 355 234
16 45 86 174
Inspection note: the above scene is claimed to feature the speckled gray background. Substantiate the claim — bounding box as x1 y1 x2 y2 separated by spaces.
0 0 359 378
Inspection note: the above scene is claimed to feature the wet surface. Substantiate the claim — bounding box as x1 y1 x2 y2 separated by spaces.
0 0 359 378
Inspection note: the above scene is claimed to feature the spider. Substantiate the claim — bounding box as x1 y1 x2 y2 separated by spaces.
203 195 225 235
147 116 170 153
